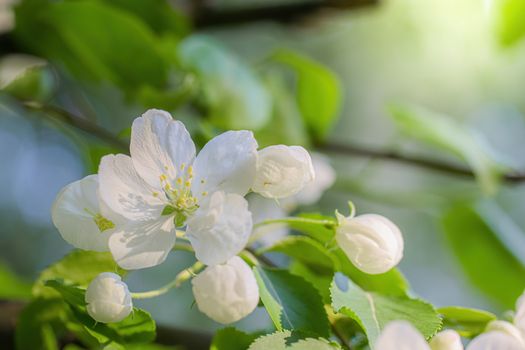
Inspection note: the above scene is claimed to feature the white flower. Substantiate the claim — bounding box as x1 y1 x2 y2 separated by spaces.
191 256 259 324
291 152 335 206
248 193 288 247
375 321 430 350
99 109 257 269
466 331 525 350
335 213 404 274
252 145 314 199
430 330 464 350
485 321 525 346
85 272 132 323
52 175 119 252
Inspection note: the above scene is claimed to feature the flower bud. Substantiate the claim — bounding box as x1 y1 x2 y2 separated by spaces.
466 331 524 350
486 320 525 345
335 213 404 274
85 273 132 323
192 256 259 324
252 145 314 199
430 330 463 350
375 321 430 350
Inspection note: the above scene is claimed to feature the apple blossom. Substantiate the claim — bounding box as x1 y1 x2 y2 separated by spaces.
99 109 257 269
375 321 430 350
191 256 259 324
466 331 524 350
248 193 288 247
51 175 118 252
85 272 132 323
252 145 314 199
335 212 404 274
430 330 464 350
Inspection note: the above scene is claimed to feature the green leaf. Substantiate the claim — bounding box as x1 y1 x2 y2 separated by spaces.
388 104 503 194
15 298 68 350
211 327 258 350
248 331 341 350
253 267 330 337
45 279 156 345
0 262 32 300
442 203 525 309
269 213 336 244
1 63 56 102
272 49 341 141
33 250 125 298
438 306 496 338
331 273 442 348
178 35 272 130
14 0 170 92
497 0 525 47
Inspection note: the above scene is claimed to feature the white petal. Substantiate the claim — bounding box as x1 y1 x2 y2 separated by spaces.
248 194 288 247
375 321 431 350
430 330 464 350
130 109 196 188
51 175 111 252
85 272 132 323
186 191 252 266
466 331 525 350
192 130 257 198
99 154 164 221
252 145 315 199
109 217 176 270
292 153 335 206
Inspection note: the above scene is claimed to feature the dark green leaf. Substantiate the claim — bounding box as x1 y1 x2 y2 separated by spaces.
272 49 341 141
331 273 442 348
442 204 525 308
211 327 258 350
438 306 496 338
253 267 330 337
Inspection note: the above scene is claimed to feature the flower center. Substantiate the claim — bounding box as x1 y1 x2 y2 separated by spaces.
84 208 115 232
159 163 200 227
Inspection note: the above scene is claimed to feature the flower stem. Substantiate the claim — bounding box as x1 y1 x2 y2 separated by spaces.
253 217 336 229
131 261 204 300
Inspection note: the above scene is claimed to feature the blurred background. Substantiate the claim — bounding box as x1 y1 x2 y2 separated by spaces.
2 0 525 346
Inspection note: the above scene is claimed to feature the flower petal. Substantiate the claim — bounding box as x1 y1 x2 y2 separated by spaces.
375 321 431 350
99 154 164 221
186 191 252 265
248 193 288 247
192 130 257 197
109 217 176 270
51 175 112 252
130 109 196 188
466 331 524 350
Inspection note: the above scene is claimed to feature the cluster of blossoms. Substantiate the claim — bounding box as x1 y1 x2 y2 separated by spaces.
376 289 525 350
52 109 405 325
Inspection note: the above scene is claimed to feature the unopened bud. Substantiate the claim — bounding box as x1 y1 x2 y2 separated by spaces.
85 273 132 323
430 330 463 350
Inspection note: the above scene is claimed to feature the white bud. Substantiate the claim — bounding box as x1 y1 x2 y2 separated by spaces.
430 330 464 350
375 321 430 350
192 256 259 324
85 273 132 323
335 213 404 274
486 320 525 345
252 145 315 199
466 331 524 350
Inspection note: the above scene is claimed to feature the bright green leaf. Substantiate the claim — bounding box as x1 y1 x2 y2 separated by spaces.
438 306 497 338
331 273 442 348
253 267 330 337
272 49 341 141
178 35 272 130
33 250 125 298
248 331 340 350
442 203 525 309
0 262 32 300
388 104 503 194
211 327 258 350
497 0 525 47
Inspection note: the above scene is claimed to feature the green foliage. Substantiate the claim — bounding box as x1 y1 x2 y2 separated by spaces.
389 104 503 194
15 298 68 350
2 65 56 102
248 331 341 350
442 203 525 309
272 50 341 142
331 273 442 348
0 262 32 300
45 279 156 345
211 327 259 350
497 0 525 47
14 0 171 92
33 250 125 297
438 306 497 338
253 267 330 337
178 35 272 130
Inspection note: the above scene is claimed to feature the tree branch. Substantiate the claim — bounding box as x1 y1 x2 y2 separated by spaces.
319 141 525 183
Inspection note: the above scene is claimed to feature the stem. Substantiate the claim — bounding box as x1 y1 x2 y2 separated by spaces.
172 241 194 253
131 261 204 300
253 217 336 229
